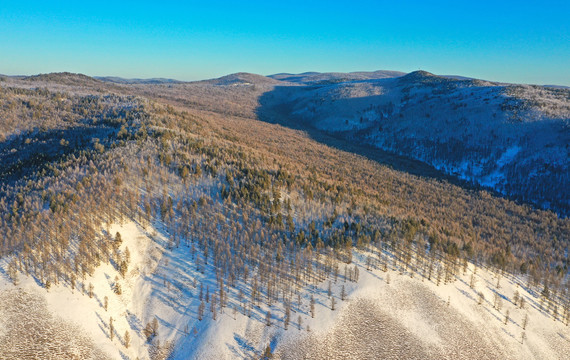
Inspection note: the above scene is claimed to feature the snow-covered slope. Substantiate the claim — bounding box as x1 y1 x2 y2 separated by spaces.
0 221 166 359
2 223 567 359
276 259 568 359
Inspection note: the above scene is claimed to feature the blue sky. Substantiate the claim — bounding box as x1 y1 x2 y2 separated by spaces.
1 1 569 85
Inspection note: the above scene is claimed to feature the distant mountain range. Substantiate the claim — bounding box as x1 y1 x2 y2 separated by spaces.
268 70 407 84
95 76 183 84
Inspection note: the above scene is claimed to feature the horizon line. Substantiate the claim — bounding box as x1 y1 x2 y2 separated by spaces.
1 69 569 88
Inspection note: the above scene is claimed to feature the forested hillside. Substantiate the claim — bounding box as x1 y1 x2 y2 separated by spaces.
258 71 570 216
0 72 568 359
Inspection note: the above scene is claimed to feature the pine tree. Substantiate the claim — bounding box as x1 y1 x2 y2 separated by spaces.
124 330 130 348
310 295 315 318
262 345 273 359
563 300 570 326
144 322 154 342
151 317 159 338
115 232 122 248
219 280 226 308
7 258 18 285
266 310 272 326
478 291 485 305
198 301 205 321
541 283 550 300
284 303 291 330
114 276 122 295
211 295 217 320
354 265 359 282
109 317 114 341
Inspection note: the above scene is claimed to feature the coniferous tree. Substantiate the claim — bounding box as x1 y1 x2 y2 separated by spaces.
114 277 122 295
262 345 272 359
198 301 205 321
522 313 529 330
310 295 315 318
519 297 526 309
124 330 130 348
151 317 159 338
478 292 485 305
211 295 217 320
109 317 114 341
284 303 291 330
7 258 18 285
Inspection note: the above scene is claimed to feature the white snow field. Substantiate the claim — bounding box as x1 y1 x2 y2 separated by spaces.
1 221 568 359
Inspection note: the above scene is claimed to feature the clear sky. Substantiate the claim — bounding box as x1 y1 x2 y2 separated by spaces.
1 1 569 85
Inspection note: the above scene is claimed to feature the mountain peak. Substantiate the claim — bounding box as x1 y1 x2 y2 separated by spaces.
23 72 102 86
205 72 281 86
399 70 439 82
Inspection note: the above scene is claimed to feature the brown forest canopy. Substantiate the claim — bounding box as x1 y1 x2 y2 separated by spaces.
0 73 568 298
